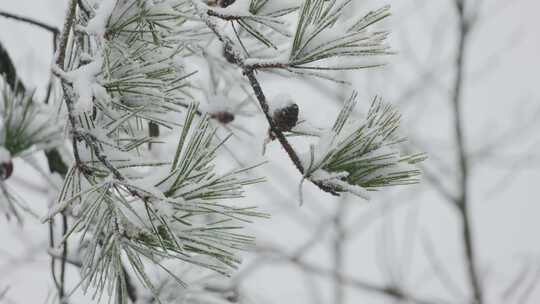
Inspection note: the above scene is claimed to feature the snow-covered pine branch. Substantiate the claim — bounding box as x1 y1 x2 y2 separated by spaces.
0 0 426 303
0 77 63 222
300 92 426 201
47 1 267 301
242 1 391 81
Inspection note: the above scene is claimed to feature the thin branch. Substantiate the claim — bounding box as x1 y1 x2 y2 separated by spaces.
48 221 62 293
451 1 483 303
0 10 60 102
192 1 338 195
59 214 68 300
332 199 348 304
242 69 305 174
292 256 448 304
218 243 448 304
50 2 78 301
49 250 82 268
517 264 540 304
56 0 78 69
206 9 244 21
421 231 467 299
0 10 59 35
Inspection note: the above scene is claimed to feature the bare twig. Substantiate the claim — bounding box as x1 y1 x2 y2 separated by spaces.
451 1 483 303
48 221 62 294
59 214 68 300
421 231 466 299
332 199 348 304
0 10 60 104
292 256 447 304
0 10 59 35
218 243 448 304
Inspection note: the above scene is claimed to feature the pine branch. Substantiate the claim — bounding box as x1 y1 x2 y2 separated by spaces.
35 1 427 303
243 68 338 195
300 94 425 198
52 2 147 302
192 1 338 195
0 35 69 301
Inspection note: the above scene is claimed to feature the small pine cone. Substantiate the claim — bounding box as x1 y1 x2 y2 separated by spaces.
0 160 13 181
272 103 299 132
218 0 236 8
210 111 235 124
0 147 12 180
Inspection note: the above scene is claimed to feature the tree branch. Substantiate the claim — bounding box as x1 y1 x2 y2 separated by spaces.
294 258 447 304
0 10 59 35
451 1 483 303
192 1 338 195
56 0 77 69
332 200 347 304
53 2 143 303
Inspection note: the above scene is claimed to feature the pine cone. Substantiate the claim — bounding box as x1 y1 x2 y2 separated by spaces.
272 103 299 132
223 44 238 64
0 148 12 180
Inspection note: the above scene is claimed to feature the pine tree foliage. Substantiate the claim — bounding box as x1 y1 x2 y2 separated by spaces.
301 92 426 200
47 1 268 301
0 79 62 158
0 77 63 221
288 1 390 70
0 0 425 303
46 105 266 302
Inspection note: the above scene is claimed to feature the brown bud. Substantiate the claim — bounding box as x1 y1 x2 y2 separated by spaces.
0 161 13 180
223 44 238 64
210 111 235 124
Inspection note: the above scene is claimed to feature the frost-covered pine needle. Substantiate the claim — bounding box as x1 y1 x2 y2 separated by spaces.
301 92 426 199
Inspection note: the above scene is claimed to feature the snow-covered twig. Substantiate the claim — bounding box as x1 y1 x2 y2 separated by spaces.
192 0 339 195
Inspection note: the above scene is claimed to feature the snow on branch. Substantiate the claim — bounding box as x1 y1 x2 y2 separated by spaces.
0 77 63 157
53 103 266 301
47 1 268 301
24 0 429 302
243 1 391 80
301 92 426 200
